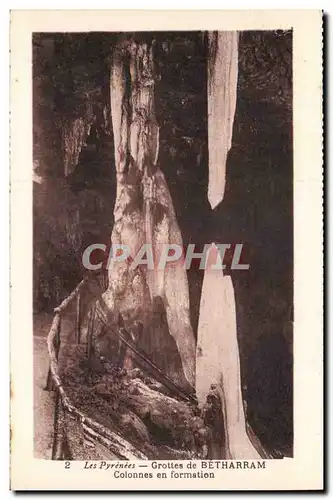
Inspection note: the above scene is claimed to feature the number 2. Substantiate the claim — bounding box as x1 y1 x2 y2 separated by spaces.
65 461 70 469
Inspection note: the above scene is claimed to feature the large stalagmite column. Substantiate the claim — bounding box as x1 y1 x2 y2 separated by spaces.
196 245 261 459
102 36 196 387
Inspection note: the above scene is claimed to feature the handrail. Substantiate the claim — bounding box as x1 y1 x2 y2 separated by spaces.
46 277 148 461
53 278 88 314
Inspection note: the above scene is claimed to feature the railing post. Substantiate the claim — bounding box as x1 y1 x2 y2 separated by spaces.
51 314 63 459
44 313 61 391
55 314 61 359
44 367 53 392
86 304 95 363
76 291 81 344
51 394 65 460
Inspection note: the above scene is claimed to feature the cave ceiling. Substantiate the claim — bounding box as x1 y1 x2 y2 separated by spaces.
33 30 292 121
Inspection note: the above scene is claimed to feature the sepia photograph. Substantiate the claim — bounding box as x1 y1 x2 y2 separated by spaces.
33 28 293 462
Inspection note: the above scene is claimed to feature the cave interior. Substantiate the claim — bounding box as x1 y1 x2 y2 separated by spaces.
33 30 293 454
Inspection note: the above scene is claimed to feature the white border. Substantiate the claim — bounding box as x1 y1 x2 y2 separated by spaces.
9 9 323 491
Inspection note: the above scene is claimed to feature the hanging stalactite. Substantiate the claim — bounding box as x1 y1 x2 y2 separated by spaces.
207 31 238 209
